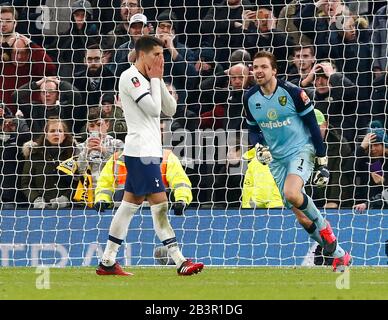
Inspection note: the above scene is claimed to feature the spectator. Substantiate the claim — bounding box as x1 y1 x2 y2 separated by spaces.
187 48 225 106
109 0 143 49
0 34 56 113
47 0 99 79
155 10 197 103
372 5 388 78
300 61 358 146
353 122 388 212
72 44 116 132
20 118 76 209
94 149 192 214
241 145 283 209
305 109 354 209
14 76 82 137
329 15 373 99
0 108 31 209
230 49 252 67
168 82 199 132
200 0 255 67
240 6 295 77
113 13 150 76
200 63 250 131
99 93 127 141
277 0 313 46
287 45 316 87
371 72 388 129
0 5 17 45
296 0 351 60
58 108 124 207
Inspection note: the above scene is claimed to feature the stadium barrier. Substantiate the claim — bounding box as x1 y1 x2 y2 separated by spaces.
1 209 387 266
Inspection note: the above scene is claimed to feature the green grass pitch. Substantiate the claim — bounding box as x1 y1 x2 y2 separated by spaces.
1 266 387 300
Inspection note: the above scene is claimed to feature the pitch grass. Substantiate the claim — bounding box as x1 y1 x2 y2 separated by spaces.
0 266 387 300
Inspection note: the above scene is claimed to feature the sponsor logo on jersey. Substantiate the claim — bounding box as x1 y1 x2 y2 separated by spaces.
267 108 278 121
131 77 141 88
260 118 291 129
300 90 310 105
278 96 287 106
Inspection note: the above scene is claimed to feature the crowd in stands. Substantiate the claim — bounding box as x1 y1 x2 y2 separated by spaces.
0 0 387 212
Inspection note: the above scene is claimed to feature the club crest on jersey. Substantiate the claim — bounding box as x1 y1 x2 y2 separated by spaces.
131 77 141 88
278 96 287 106
300 90 310 105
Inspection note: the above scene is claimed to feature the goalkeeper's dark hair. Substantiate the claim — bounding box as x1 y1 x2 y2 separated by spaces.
135 35 164 57
253 51 277 71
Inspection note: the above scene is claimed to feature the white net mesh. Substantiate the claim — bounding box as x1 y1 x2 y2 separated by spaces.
0 0 387 267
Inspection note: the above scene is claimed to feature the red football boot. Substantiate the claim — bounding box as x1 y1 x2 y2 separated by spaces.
177 259 204 276
96 262 134 276
333 252 352 272
319 221 337 255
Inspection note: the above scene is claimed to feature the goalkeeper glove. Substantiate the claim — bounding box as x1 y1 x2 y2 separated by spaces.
313 156 330 187
172 201 186 216
255 143 272 165
94 201 110 212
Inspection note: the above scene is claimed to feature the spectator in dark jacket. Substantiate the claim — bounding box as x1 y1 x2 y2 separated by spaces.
301 61 358 147
371 72 388 129
0 108 31 208
287 45 316 87
200 0 255 67
328 15 373 100
108 0 143 48
112 13 150 76
372 5 388 78
47 0 99 79
72 44 116 133
187 48 225 107
353 122 388 212
14 76 82 137
155 10 197 104
305 109 354 209
296 0 351 60
239 6 295 77
21 118 77 209
200 63 250 131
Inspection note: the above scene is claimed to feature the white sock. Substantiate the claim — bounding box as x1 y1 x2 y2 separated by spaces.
151 202 186 267
101 201 140 267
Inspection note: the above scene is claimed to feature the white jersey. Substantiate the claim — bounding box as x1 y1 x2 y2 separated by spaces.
119 64 163 158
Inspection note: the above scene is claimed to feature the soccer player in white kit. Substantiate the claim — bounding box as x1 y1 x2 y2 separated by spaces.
96 35 204 276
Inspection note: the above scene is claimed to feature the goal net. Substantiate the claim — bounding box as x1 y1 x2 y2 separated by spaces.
0 0 387 267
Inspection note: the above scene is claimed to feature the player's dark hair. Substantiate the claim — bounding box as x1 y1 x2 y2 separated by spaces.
135 35 164 57
253 51 278 71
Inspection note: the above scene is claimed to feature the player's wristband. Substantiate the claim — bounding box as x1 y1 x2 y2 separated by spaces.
316 156 328 167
